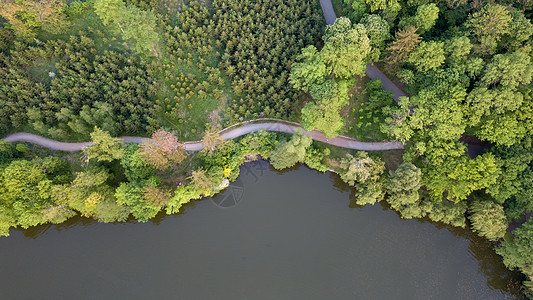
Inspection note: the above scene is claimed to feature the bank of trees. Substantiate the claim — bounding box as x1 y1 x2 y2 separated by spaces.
338 0 533 293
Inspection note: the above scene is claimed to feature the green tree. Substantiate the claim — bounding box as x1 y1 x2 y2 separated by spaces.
466 4 512 54
301 102 346 138
386 162 423 218
481 50 533 89
322 17 372 79
339 151 385 186
0 0 69 40
360 14 390 60
399 3 439 34
83 127 125 163
496 220 533 272
424 153 500 202
289 46 327 92
121 143 155 182
115 181 160 222
94 0 160 56
270 130 312 170
468 200 507 241
407 41 445 72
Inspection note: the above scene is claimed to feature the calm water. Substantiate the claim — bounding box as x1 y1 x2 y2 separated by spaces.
0 160 521 299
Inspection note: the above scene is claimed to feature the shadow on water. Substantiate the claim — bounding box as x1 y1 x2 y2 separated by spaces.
13 159 525 297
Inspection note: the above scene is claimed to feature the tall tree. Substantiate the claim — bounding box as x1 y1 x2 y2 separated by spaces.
322 17 372 79
83 127 125 163
386 162 423 218
468 200 507 241
270 130 312 170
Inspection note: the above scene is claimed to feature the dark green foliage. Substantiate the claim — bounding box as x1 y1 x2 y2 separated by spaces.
304 145 330 173
0 32 157 138
121 143 155 182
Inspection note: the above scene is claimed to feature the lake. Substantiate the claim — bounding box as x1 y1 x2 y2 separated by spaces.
0 160 521 299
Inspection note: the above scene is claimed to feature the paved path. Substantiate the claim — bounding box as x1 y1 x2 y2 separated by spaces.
2 119 404 152
2 3 412 154
319 0 409 102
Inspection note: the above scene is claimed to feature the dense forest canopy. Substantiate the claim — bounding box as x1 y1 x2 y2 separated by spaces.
1 0 533 296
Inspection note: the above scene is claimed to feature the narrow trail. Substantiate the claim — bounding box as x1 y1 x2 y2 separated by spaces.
2 119 404 152
1 2 410 153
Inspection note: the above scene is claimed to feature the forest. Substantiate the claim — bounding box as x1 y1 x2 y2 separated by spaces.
1 0 533 296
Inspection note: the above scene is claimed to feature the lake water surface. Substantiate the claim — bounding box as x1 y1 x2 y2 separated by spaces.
0 160 521 299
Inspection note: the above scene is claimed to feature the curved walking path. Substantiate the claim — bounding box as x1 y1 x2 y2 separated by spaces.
2 119 404 152
1 2 410 153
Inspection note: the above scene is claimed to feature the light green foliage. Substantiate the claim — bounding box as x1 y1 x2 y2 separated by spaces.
394 85 466 144
115 5 160 56
301 102 346 138
94 0 160 55
323 18 372 79
165 185 203 215
399 3 439 34
469 200 507 241
292 18 371 138
496 220 533 272
445 36 472 64
466 4 512 54
424 153 500 202
386 162 422 218
365 0 400 14
301 79 349 138
487 140 533 214
407 41 445 72
481 50 533 89
353 179 385 206
0 157 77 235
270 131 312 170
93 0 125 25
465 88 523 125
83 127 125 163
2 160 52 228
381 96 413 142
0 0 69 40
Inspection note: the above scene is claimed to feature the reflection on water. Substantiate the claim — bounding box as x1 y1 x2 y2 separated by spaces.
4 160 523 299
